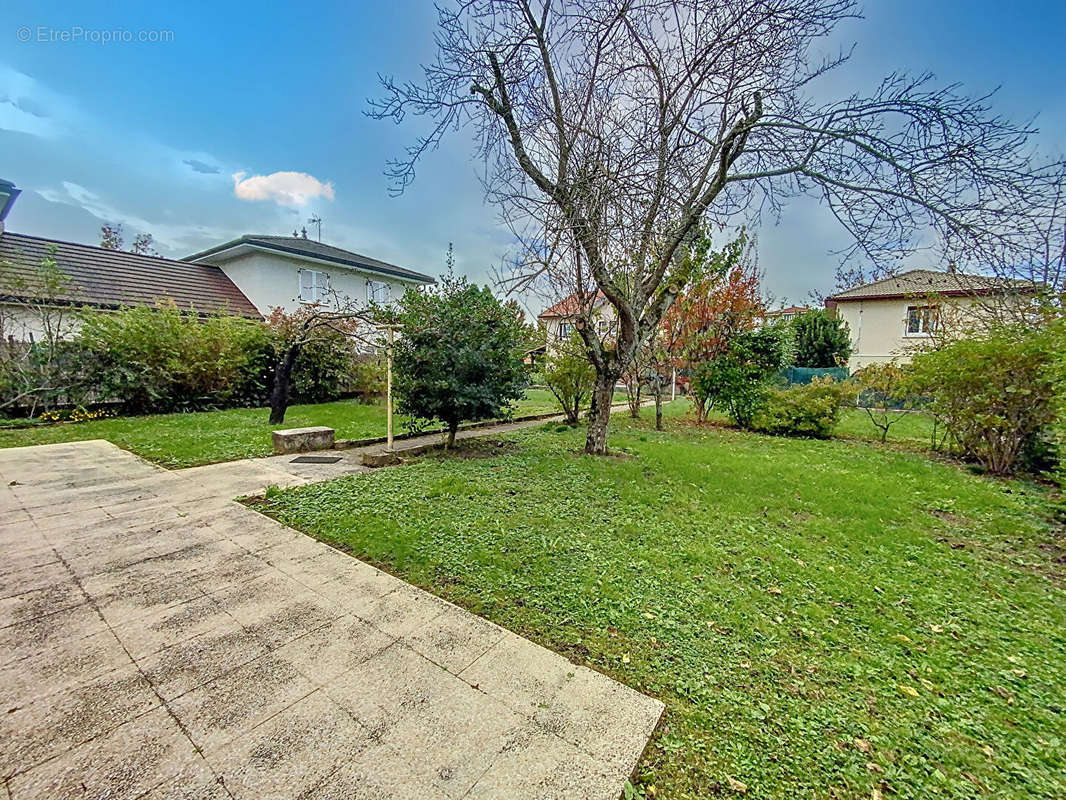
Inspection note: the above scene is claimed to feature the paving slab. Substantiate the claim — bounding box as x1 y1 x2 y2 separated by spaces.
0 438 663 799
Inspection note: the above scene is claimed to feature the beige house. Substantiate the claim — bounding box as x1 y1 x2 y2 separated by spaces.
759 305 809 326
537 289 618 351
826 269 1036 372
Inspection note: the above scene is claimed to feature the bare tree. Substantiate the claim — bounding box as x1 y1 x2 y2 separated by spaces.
370 0 1064 454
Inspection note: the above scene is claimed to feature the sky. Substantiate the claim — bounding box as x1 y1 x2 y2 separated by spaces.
2 0 1064 313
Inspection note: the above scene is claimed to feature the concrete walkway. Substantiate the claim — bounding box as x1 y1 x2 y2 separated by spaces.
0 426 663 799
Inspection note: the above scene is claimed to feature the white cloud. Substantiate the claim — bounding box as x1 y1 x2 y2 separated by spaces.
37 181 233 253
0 66 70 138
232 170 335 207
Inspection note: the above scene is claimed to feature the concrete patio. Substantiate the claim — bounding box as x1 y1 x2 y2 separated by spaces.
0 439 663 800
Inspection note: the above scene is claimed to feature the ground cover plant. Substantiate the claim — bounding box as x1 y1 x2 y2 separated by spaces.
256 408 1065 800
0 389 571 467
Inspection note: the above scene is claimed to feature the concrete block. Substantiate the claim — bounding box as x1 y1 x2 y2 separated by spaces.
271 426 335 454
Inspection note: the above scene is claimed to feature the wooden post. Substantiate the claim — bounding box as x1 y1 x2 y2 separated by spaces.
386 325 394 452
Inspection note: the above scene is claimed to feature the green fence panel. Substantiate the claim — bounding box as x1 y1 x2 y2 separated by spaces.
779 366 849 385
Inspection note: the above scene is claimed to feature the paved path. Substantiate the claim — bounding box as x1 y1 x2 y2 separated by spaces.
0 427 663 799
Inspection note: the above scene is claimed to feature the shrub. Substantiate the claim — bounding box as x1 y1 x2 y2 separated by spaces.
347 354 387 403
750 377 850 438
77 304 274 413
791 309 851 367
543 332 596 424
392 273 528 446
909 325 1059 476
691 325 792 427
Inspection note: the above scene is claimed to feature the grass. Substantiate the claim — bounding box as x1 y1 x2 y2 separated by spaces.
255 406 1065 800
0 388 583 468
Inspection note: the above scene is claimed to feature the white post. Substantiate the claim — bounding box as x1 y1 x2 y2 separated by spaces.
671 367 676 402
386 326 394 452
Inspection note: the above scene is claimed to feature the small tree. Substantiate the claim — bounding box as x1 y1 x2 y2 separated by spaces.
792 310 852 368
393 274 528 447
0 247 89 415
265 307 374 425
662 233 764 422
853 363 912 443
99 223 158 256
691 325 792 428
543 331 595 424
621 346 649 419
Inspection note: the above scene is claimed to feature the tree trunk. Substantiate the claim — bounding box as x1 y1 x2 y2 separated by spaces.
584 375 616 455
570 395 581 424
269 345 300 425
446 421 458 448
655 389 663 431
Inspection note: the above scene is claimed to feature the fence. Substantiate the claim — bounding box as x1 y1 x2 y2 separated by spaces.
778 366 849 385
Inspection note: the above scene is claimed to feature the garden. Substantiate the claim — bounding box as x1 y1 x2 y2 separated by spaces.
254 404 1065 800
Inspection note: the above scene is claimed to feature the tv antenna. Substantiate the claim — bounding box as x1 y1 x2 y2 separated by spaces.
308 214 323 242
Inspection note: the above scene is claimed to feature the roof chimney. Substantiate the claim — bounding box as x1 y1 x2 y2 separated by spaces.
947 260 957 274
0 178 20 235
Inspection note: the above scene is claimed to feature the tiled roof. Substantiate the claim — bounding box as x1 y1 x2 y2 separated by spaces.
184 235 435 284
828 269 1035 301
0 232 261 318
538 290 606 319
766 305 809 315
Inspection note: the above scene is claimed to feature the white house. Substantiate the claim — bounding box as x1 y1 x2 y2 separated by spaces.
182 234 434 315
0 176 437 342
537 289 618 350
826 269 1037 372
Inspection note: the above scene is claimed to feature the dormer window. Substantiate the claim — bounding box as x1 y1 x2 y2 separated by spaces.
299 269 330 304
367 279 391 305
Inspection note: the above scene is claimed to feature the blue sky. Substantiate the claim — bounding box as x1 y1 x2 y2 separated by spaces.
2 1 1064 311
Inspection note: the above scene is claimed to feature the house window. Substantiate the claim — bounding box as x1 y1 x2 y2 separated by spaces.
366 279 391 305
557 321 574 340
299 269 329 304
596 319 617 337
906 305 938 335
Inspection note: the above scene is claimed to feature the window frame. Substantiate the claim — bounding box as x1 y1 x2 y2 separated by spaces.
905 304 938 336
366 279 391 305
298 269 330 304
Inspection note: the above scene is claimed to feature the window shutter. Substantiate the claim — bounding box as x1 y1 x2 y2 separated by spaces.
299 269 313 302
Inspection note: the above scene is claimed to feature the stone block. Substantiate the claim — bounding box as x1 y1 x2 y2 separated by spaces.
271 426 335 454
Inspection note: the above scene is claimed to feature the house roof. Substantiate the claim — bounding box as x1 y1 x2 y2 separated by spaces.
827 269 1036 302
183 235 435 284
0 232 261 318
538 290 607 319
766 305 809 316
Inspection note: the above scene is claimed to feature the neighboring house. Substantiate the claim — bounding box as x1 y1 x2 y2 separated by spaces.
182 234 434 315
537 290 617 350
760 305 809 326
0 231 260 341
825 269 1036 372
0 176 437 341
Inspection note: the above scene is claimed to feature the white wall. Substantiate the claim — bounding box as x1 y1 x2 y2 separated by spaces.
0 303 82 343
835 295 984 372
216 251 423 315
542 303 617 351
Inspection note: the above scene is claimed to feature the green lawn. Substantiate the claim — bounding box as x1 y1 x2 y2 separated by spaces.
698 404 938 450
256 408 1065 800
0 388 573 468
